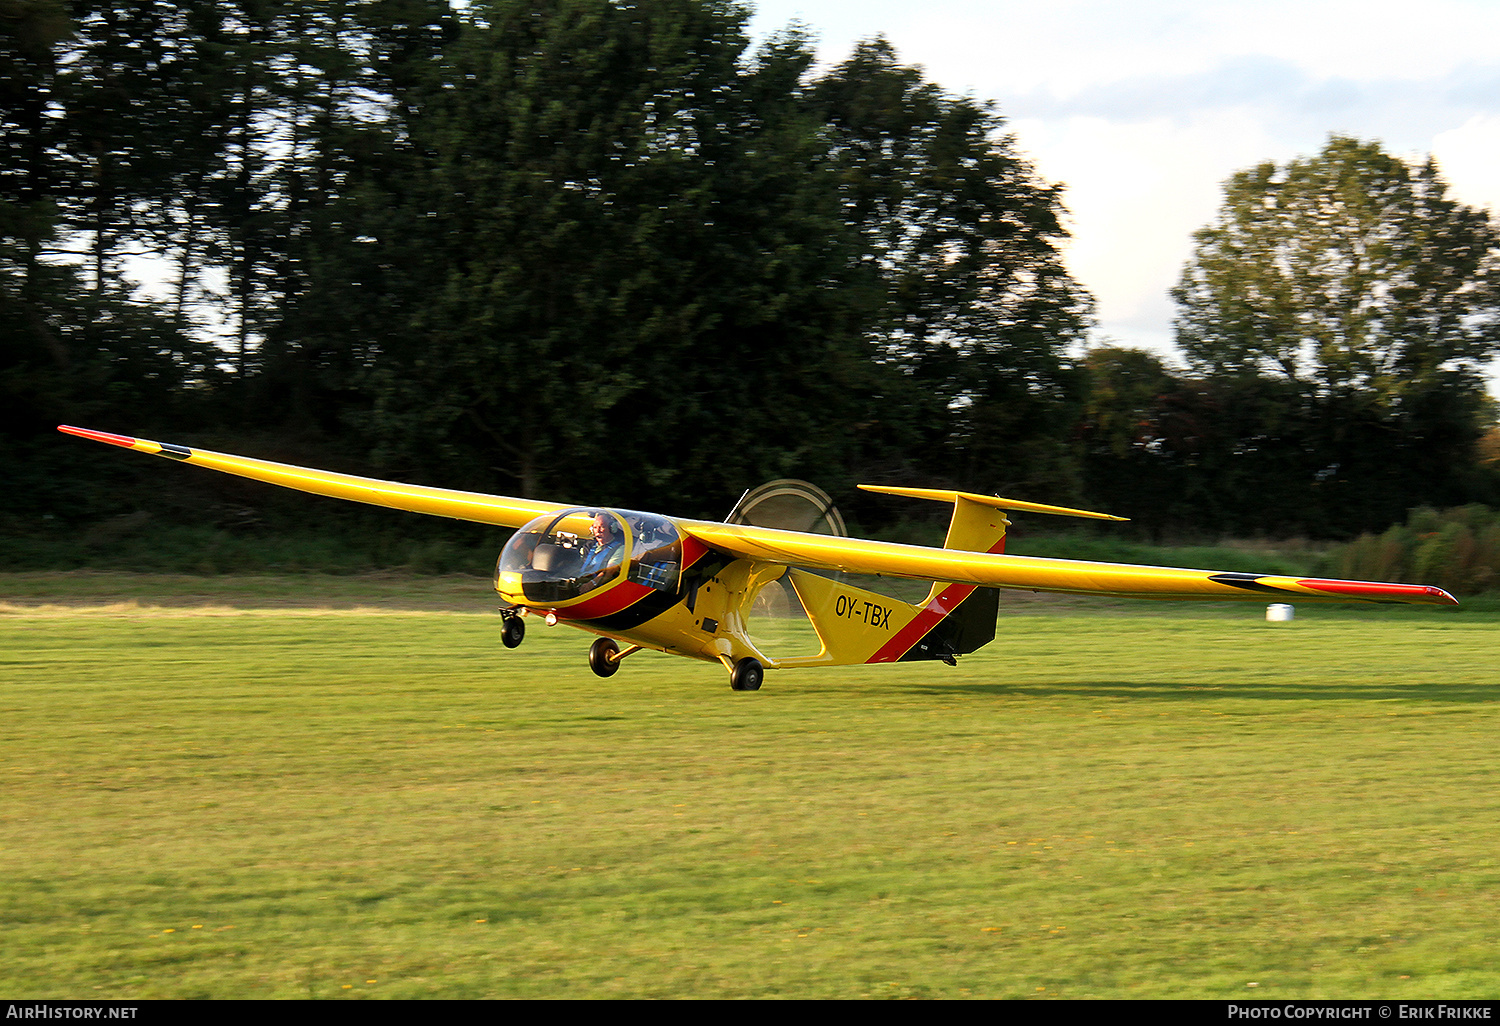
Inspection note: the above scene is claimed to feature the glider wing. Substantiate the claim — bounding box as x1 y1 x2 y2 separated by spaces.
676 518 1457 606
57 425 563 529
58 425 1457 606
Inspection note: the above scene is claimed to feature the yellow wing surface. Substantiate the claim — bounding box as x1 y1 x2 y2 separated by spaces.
59 425 1456 606
676 502 1457 606
57 425 563 529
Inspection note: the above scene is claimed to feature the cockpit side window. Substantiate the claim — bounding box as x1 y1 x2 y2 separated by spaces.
625 512 682 593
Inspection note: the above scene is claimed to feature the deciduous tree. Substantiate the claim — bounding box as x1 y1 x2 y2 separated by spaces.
1173 136 1500 532
813 38 1092 499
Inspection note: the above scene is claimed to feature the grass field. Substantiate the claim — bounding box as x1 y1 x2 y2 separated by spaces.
3 574 1498 999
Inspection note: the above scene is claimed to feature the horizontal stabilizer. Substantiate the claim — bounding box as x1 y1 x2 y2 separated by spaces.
858 484 1128 522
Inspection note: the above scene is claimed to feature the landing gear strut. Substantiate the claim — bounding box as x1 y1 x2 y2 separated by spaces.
730 657 763 692
500 609 525 649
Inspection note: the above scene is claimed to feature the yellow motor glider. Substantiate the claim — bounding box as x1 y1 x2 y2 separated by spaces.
58 425 1457 691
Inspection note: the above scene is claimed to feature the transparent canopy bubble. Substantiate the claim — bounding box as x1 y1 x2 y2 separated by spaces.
496 508 682 606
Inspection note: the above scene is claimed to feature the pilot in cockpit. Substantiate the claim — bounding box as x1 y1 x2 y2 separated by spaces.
578 512 625 581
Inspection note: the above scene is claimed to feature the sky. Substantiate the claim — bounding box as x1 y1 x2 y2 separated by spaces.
743 0 1500 373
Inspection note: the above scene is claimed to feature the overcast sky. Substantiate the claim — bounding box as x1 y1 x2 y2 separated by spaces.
745 0 1500 373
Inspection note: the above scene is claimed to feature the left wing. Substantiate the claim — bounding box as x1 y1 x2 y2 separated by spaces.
57 426 563 529
677 518 1457 606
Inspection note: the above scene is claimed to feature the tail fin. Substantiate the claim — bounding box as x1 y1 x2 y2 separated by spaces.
782 565 999 666
779 490 1039 666
912 491 1008 660
847 487 1126 664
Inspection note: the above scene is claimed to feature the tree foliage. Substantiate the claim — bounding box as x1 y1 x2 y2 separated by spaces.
1174 136 1500 399
812 39 1091 497
22 5 1498 555
1164 136 1500 535
310 6 1091 511
2 0 1095 536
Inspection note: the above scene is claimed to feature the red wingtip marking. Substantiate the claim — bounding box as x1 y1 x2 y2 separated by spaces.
58 425 138 448
1297 578 1459 605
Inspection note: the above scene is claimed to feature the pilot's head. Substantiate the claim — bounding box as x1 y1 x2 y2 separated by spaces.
590 513 617 546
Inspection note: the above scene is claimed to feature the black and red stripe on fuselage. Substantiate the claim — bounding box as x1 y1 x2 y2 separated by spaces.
553 534 730 634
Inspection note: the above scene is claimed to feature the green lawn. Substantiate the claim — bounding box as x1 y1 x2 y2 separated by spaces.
2 575 1497 998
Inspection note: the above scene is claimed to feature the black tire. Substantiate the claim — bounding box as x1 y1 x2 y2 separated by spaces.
730 657 763 692
501 615 525 649
589 637 620 678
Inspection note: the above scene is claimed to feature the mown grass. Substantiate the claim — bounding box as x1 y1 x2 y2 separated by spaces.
0 523 498 575
2 576 1498 999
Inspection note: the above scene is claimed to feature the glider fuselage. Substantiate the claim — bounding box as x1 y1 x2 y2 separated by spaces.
492 506 994 677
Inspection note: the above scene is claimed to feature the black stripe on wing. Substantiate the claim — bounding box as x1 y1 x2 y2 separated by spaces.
1208 573 1293 595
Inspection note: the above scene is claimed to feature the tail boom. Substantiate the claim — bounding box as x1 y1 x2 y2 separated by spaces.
784 569 999 667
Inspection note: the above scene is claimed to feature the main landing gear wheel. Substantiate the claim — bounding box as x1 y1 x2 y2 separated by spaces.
589 637 621 678
730 657 763 692
501 613 525 649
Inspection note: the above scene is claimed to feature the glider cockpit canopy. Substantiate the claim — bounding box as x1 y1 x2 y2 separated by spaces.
495 507 683 605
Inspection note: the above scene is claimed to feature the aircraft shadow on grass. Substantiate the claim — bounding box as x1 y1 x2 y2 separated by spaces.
909 680 1498 704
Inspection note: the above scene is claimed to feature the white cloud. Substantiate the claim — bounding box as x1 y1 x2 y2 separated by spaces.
1432 115 1500 213
1013 109 1289 359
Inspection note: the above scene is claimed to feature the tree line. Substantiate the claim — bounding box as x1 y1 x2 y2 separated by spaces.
3 1 1498 554
1086 136 1500 539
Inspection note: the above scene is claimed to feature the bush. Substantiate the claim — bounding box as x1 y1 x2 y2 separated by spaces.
1320 505 1500 595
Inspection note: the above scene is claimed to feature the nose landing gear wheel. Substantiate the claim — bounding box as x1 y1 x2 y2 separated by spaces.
730 657 763 692
501 613 525 649
589 637 621 678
